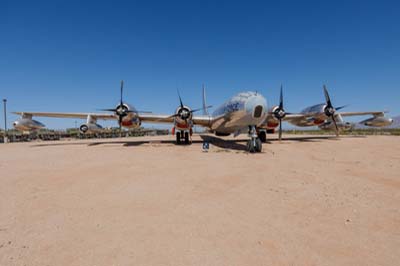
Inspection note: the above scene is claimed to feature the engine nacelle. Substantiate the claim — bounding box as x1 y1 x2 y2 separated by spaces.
174 105 193 129
13 118 45 131
360 116 393 127
115 103 134 115
120 117 141 128
79 123 103 134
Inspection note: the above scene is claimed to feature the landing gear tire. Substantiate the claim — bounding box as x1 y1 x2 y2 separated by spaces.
184 132 190 145
258 131 267 143
255 138 262 152
176 132 181 145
247 140 255 153
247 138 262 153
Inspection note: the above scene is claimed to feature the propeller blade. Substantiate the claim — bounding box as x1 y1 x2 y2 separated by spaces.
177 89 184 109
276 85 286 141
323 85 333 107
120 80 124 106
118 115 122 137
168 110 191 119
99 108 152 114
169 113 180 118
99 108 117 112
335 105 348 111
323 85 341 137
126 110 152 114
331 115 340 137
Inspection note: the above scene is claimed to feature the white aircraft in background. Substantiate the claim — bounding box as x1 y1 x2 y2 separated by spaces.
13 81 393 152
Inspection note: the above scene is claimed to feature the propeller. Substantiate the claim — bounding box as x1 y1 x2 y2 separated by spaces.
99 80 130 136
273 85 287 141
116 81 126 135
323 85 340 137
99 80 153 137
177 90 190 120
170 89 212 123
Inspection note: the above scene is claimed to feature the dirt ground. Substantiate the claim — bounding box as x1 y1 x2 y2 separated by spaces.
0 134 399 266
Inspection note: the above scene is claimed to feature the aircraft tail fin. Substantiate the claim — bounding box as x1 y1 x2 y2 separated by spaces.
202 84 209 116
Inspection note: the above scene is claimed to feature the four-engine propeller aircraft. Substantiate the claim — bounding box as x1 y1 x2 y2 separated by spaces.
13 81 393 152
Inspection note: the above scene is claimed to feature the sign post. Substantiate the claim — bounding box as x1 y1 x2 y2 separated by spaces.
3 99 7 143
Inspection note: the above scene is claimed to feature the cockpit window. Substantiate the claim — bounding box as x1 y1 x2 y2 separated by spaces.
254 105 263 118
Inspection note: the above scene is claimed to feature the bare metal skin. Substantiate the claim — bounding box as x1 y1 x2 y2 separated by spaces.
12 83 393 152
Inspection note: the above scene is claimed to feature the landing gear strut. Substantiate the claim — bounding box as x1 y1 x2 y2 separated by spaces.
247 126 262 153
176 131 181 145
184 131 190 144
176 130 191 145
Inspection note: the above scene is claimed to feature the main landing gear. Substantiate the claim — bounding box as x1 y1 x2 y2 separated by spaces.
257 130 267 143
176 130 190 145
247 125 262 153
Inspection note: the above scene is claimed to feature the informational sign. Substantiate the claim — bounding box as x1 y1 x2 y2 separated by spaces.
202 141 209 152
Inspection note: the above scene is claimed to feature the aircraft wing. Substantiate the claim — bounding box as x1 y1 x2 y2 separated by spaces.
13 112 117 120
13 111 213 127
138 113 212 127
274 111 390 127
338 111 386 117
282 113 307 120
259 113 306 128
279 113 309 123
281 111 386 121
192 115 213 127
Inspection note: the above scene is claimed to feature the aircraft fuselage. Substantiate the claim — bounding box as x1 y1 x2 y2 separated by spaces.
210 91 268 133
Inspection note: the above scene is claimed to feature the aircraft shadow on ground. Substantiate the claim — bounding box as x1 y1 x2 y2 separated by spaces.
31 140 174 147
268 135 339 142
200 135 249 151
31 139 205 148
198 134 355 150
271 135 366 142
30 134 365 148
32 142 92 147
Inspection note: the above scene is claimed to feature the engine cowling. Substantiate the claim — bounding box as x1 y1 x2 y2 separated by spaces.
79 123 103 134
13 118 45 131
174 105 193 129
271 105 286 121
120 117 141 128
115 103 134 117
360 116 393 127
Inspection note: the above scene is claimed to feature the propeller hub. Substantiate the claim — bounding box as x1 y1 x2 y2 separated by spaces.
274 107 286 120
116 104 129 116
324 106 336 117
178 107 191 120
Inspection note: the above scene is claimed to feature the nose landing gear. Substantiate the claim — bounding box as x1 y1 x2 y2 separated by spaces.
247 125 262 153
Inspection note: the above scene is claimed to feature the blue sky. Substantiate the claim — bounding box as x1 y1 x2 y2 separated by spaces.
1 0 399 130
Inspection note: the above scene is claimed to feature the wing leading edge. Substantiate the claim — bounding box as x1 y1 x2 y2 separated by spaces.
281 111 387 122
13 111 214 128
13 112 117 120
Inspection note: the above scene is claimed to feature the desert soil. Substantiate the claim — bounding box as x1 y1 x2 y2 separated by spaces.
0 134 399 266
